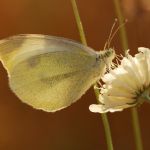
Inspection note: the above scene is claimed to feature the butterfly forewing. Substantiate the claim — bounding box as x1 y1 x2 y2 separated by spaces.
0 34 103 112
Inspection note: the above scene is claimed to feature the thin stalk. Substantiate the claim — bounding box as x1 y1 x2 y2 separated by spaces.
101 113 114 150
71 0 87 46
113 0 128 52
71 0 113 150
131 107 143 150
113 0 143 150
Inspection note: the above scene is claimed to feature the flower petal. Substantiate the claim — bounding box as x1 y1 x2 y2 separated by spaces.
89 47 150 113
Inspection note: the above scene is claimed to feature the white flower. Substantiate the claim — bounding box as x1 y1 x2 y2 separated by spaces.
89 47 150 113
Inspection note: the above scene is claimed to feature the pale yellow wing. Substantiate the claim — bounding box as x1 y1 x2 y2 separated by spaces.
0 34 106 112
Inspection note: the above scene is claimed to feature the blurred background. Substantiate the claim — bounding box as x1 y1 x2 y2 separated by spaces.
0 0 150 149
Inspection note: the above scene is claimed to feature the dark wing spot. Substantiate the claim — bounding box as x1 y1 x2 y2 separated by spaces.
27 56 40 67
40 71 80 87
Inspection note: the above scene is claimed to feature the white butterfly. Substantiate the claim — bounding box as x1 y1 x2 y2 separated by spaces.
0 34 115 112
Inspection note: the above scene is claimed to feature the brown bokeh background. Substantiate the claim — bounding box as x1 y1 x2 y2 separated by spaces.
0 0 150 150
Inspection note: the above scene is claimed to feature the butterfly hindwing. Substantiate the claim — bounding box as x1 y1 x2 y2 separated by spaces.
0 34 102 112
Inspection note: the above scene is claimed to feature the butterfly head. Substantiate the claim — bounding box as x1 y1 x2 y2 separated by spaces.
97 48 115 62
96 48 115 71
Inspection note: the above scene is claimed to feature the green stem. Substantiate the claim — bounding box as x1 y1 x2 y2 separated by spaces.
94 89 113 150
71 0 87 46
113 0 143 150
101 113 114 150
131 108 143 150
71 0 113 150
113 0 128 53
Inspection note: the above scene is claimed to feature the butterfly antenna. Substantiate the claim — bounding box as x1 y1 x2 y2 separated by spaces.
107 19 128 48
103 18 118 50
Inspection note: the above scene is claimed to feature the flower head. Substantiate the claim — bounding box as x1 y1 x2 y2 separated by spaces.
89 47 150 113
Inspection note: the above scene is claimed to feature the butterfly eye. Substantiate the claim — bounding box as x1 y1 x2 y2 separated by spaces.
96 54 102 61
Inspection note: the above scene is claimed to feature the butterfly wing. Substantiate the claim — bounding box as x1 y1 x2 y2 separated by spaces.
0 34 103 112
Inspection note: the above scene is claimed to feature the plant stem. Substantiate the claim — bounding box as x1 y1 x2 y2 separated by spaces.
94 88 113 150
113 0 143 150
113 0 128 52
101 113 114 150
71 0 113 150
131 107 143 150
71 0 87 46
